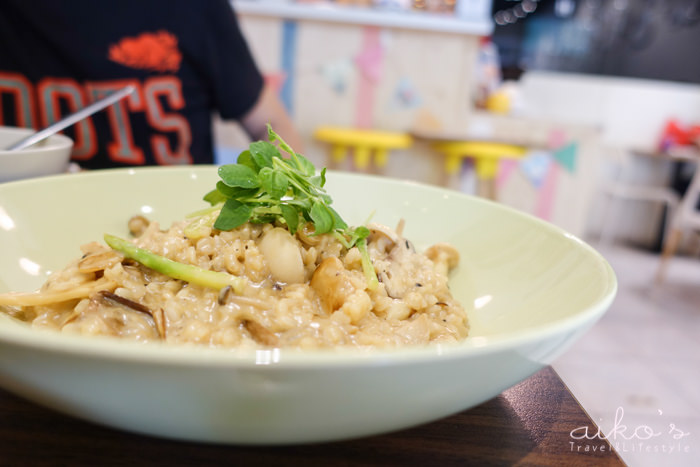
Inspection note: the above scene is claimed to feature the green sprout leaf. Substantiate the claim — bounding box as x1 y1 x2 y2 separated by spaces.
203 125 378 288
236 150 259 172
249 141 279 169
292 153 316 177
218 164 260 189
258 167 289 200
203 188 227 206
329 206 348 231
309 201 334 235
213 199 253 231
214 181 258 200
280 204 300 234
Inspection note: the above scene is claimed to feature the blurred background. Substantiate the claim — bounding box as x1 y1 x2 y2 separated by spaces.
222 1 700 465
222 0 700 249
1 0 696 464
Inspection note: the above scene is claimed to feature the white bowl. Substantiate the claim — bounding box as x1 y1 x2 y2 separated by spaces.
0 167 616 444
0 126 73 183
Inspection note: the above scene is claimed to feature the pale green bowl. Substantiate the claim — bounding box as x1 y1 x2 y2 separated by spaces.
0 166 616 444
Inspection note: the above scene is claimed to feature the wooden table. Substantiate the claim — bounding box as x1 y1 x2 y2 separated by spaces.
0 366 624 466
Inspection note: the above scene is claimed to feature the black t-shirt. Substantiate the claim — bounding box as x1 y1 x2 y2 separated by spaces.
0 0 264 168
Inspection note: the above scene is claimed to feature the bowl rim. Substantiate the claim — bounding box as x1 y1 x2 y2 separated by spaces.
0 166 618 368
0 126 73 154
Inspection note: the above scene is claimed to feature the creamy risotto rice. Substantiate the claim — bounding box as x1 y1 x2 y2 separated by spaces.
2 216 468 350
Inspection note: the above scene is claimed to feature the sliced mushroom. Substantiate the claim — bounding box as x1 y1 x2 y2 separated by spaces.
98 290 152 315
153 308 167 339
218 285 233 305
424 243 460 277
128 215 150 237
242 319 278 346
395 218 406 237
217 286 271 310
96 291 166 339
296 222 321 246
60 308 82 327
367 222 399 253
0 278 116 307
377 269 401 299
78 249 122 274
310 256 356 312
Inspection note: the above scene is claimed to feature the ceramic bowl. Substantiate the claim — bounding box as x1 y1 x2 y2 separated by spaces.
0 126 73 183
0 167 616 444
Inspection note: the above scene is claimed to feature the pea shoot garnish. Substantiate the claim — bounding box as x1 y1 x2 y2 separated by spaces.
202 125 378 289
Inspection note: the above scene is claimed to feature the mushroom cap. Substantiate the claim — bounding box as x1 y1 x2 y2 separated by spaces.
424 243 460 270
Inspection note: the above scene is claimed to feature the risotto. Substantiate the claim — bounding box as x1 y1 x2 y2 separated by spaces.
1 216 468 350
0 127 468 349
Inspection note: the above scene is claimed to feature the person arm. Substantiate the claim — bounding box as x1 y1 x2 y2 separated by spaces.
239 81 304 152
203 0 304 152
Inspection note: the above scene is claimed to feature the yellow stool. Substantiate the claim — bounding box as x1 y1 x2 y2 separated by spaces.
431 141 527 199
314 126 413 170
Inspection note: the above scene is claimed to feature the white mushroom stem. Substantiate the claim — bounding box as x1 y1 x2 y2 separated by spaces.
259 227 305 284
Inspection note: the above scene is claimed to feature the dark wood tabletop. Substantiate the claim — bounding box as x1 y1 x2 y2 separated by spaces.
0 366 624 466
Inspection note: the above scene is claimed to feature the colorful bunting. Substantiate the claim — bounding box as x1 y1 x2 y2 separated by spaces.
519 150 553 188
354 27 384 83
391 77 422 109
547 128 567 150
355 26 384 129
318 59 353 95
496 158 519 190
553 142 578 174
534 160 560 222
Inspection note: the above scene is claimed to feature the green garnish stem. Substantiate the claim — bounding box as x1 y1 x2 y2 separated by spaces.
104 234 246 293
185 204 222 219
356 239 379 291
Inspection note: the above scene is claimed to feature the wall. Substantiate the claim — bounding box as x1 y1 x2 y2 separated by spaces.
412 109 600 238
517 71 700 149
233 13 480 180
515 71 700 244
214 11 606 239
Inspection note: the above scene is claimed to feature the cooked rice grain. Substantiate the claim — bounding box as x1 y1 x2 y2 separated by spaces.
24 219 469 349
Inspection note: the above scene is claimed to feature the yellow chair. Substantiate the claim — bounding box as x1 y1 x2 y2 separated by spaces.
314 126 413 170
431 140 527 199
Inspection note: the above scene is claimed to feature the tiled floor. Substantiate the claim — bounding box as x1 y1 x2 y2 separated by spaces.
552 241 700 466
